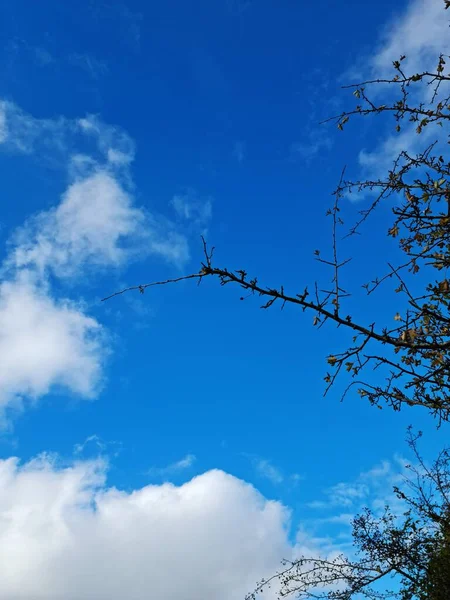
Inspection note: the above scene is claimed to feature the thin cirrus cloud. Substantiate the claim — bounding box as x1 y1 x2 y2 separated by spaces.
290 130 333 165
255 458 284 485
308 457 406 518
254 458 303 487
0 99 190 425
147 453 197 478
69 53 109 79
171 189 213 231
233 140 245 164
0 99 72 156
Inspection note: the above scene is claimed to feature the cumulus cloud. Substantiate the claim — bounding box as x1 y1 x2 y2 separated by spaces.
0 455 292 600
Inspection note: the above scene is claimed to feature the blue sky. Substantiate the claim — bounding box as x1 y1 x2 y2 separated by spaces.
0 1 449 598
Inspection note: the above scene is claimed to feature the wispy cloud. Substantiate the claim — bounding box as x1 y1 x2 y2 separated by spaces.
74 434 122 458
233 140 246 164
0 103 135 168
0 100 70 156
4 37 108 81
290 129 333 165
255 459 284 485
78 114 135 166
74 434 108 455
308 457 406 515
245 454 304 487
325 481 369 508
171 189 213 233
32 46 54 67
69 53 109 79
147 453 197 478
302 456 412 556
4 38 55 69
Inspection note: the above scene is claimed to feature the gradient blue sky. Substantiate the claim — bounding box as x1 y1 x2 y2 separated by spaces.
0 1 449 598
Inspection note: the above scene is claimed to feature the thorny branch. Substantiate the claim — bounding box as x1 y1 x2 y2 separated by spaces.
103 49 450 423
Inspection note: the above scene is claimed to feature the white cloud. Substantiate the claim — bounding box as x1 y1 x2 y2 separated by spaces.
0 99 135 170
0 102 135 169
0 446 411 600
0 100 70 156
372 0 450 77
0 98 191 425
0 455 292 600
0 167 153 423
354 0 450 180
358 125 419 174
0 105 189 272
9 172 147 277
0 275 104 423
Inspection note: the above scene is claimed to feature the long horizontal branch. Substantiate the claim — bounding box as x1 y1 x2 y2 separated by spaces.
102 264 450 353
